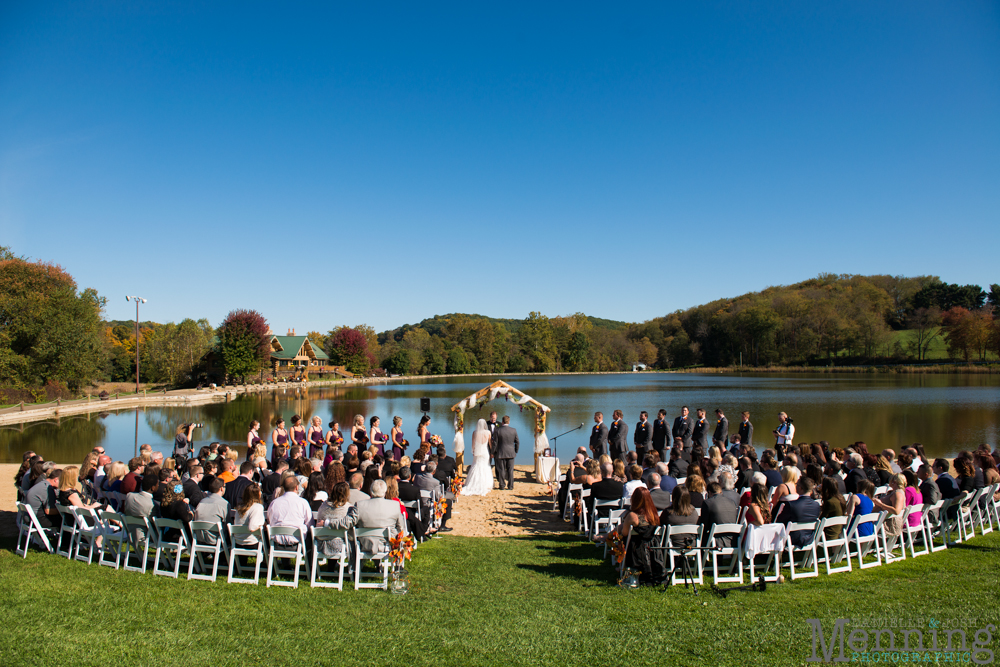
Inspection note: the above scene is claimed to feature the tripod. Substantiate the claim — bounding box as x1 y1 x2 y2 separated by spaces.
649 545 720 595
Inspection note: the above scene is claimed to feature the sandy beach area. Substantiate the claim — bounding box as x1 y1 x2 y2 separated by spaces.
0 463 566 539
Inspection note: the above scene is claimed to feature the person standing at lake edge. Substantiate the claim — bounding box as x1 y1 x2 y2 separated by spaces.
590 412 608 459
634 411 652 462
608 410 628 463
773 412 794 459
713 409 729 449
672 406 694 452
691 408 710 451
738 411 753 448
652 409 669 461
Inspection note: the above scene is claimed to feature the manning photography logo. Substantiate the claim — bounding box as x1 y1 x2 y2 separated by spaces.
806 616 996 664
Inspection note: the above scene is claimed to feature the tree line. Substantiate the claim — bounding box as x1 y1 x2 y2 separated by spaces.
3 244 999 400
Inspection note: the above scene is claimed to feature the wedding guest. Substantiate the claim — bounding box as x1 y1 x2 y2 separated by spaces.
602 487 659 542
303 471 328 511
819 478 846 540
845 480 876 538
26 468 61 528
58 465 102 512
159 482 193 542
955 457 977 494
79 453 99 483
685 474 706 509
324 461 346 493
770 466 801 509
700 481 739 546
622 464 644 500
774 478 820 547
316 481 358 562
193 478 228 544
746 483 771 527
646 473 672 511
183 466 206 508
233 484 265 546
901 470 924 528
871 474 907 550
355 480 406 552
659 486 698 546
266 476 312 545
348 473 369 505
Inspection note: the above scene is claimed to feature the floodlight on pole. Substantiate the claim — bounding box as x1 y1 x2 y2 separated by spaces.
126 296 147 394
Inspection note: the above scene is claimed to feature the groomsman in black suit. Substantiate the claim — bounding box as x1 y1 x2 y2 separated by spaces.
651 409 669 461
672 406 694 452
713 408 729 449
607 410 628 463
692 408 710 450
486 412 499 437
590 412 608 459
633 411 652 462
738 411 753 448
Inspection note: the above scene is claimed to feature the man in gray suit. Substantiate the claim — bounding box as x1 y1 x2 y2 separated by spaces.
672 406 694 452
414 461 452 532
356 480 407 552
691 408 710 451
646 473 672 511
123 474 158 545
700 481 740 547
589 412 608 459
491 415 519 490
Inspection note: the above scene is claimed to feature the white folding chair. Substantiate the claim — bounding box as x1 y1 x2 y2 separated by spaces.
972 484 996 536
578 489 591 534
152 517 189 578
704 523 744 584
266 526 307 588
15 502 53 557
923 499 948 553
816 516 852 575
563 484 582 522
353 527 392 590
845 511 885 569
937 497 968 546
122 515 152 573
958 488 983 540
901 504 930 558
188 521 228 582
874 485 889 497
227 524 265 584
72 507 102 565
419 490 440 529
98 510 126 569
602 510 627 559
784 521 820 580
745 523 788 583
988 485 1000 530
310 526 350 590
664 525 704 586
56 505 77 559
591 500 621 541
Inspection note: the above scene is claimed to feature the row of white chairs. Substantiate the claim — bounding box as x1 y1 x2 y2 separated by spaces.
15 502 406 591
597 482 1000 586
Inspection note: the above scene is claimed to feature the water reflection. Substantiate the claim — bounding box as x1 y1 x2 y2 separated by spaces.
1 374 997 465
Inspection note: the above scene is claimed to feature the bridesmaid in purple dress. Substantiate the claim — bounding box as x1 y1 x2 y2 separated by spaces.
270 417 289 464
290 415 307 452
390 416 407 461
369 416 389 458
307 416 326 459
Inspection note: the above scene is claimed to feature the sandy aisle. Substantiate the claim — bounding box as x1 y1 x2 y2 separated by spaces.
1 463 568 539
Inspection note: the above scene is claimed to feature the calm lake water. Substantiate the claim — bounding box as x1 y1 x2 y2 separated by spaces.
2 373 999 466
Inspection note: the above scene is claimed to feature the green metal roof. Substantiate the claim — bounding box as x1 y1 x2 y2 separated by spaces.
270 335 329 360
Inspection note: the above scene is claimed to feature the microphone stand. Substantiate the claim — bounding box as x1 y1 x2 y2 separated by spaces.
550 424 584 462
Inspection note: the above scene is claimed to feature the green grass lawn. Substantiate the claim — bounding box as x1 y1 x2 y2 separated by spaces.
2 531 999 667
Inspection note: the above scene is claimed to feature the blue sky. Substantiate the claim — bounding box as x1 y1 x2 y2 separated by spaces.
2 2 998 333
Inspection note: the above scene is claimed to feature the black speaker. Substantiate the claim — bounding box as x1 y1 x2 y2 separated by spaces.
420 397 430 413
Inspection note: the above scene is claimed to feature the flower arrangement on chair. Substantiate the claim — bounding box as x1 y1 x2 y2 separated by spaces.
450 476 464 496
606 531 626 564
434 497 448 521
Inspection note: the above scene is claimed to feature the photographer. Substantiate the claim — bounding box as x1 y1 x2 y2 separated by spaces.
173 422 200 462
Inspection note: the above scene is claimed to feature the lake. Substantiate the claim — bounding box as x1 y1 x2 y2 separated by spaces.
2 373 999 465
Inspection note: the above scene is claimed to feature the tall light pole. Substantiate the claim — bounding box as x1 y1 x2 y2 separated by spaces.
125 296 147 394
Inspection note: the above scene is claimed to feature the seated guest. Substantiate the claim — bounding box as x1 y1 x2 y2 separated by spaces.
901 469 923 527
954 457 976 494
599 486 659 543
571 458 601 486
397 466 435 540
932 458 960 500
622 465 645 500
685 474 706 509
58 465 103 513
646 473 672 512
612 459 627 483
182 466 207 509
656 462 677 493
233 483 265 545
818 478 846 540
104 461 128 496
874 455 894 485
917 463 941 519
435 445 457 484
667 446 688 479
700 481 739 546
741 472 767 508
263 460 287 501
360 466 381 496
414 461 451 532
316 481 358 562
745 483 771 527
761 454 783 489
770 466 800 509
120 458 144 495
356 479 407 553
774 477 821 547
844 453 867 494
303 471 328 511
217 458 237 484
348 473 369 505
159 482 193 542
735 457 754 492
266 476 312 545
845 479 876 537
193 478 228 545
224 461 255 508
152 468 176 503
344 455 361 478
718 470 740 506
659 486 698 546
123 474 159 546
26 468 61 528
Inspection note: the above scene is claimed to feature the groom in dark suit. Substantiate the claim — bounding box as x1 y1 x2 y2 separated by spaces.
491 416 519 490
672 406 694 452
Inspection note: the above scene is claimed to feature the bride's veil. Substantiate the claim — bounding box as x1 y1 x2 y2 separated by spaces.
473 418 490 451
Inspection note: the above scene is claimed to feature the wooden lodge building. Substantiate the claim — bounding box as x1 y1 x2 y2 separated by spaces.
203 328 354 383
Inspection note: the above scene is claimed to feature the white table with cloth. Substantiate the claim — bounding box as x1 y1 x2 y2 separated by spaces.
535 456 560 483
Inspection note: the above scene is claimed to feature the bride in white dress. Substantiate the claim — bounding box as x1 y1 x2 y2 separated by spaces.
460 418 494 496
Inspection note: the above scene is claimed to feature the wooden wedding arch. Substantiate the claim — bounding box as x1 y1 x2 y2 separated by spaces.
449 380 551 459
